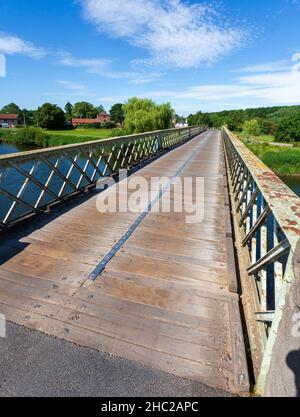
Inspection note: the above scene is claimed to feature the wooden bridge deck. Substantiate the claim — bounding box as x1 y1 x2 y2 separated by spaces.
0 130 249 393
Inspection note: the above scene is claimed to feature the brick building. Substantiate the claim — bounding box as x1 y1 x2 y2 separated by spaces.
0 114 22 128
72 111 111 127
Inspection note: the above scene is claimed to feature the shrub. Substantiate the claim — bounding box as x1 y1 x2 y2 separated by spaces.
77 123 102 129
14 127 50 147
101 121 116 129
110 128 127 137
242 119 261 136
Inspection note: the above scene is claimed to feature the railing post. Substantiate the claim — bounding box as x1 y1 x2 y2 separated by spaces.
157 133 163 152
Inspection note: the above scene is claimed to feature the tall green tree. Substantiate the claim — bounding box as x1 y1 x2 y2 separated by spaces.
72 102 98 118
35 103 66 129
1 103 21 114
22 109 36 126
123 97 174 134
96 105 105 113
110 103 125 127
64 102 74 121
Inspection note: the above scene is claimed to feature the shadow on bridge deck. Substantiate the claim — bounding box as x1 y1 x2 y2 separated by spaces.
0 130 249 394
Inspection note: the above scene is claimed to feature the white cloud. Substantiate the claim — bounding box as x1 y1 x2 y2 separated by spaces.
79 0 245 69
58 52 162 84
57 80 86 92
234 60 290 73
136 56 300 113
0 32 46 58
58 52 110 74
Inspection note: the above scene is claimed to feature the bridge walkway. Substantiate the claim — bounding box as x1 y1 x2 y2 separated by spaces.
0 130 249 393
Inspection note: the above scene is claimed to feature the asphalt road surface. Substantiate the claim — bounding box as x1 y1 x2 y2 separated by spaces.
0 322 234 397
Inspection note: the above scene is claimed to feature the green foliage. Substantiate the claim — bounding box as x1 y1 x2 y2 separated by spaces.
35 103 66 129
246 142 300 175
110 103 125 126
257 118 277 135
102 121 116 129
123 97 174 134
72 102 99 118
96 105 105 113
64 102 74 121
110 128 127 137
4 127 50 147
76 123 102 129
243 119 260 136
1 127 117 147
188 105 300 142
22 109 36 126
274 113 300 142
0 129 14 141
1 102 21 114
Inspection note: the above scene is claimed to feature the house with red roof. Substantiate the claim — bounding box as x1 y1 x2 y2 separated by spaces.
72 111 111 127
0 114 22 128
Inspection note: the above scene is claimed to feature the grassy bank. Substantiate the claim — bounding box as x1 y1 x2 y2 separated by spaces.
242 140 300 175
234 132 275 143
0 127 123 147
46 129 116 146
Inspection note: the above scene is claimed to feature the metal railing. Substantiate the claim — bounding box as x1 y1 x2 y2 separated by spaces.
223 127 300 394
0 126 205 230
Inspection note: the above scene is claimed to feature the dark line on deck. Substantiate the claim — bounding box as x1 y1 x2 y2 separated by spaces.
89 132 208 280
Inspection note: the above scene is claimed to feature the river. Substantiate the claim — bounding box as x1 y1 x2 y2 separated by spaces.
0 142 38 155
1 142 300 198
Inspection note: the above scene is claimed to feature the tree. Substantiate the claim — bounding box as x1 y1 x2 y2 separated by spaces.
275 114 300 142
22 109 36 126
72 102 98 118
1 103 21 114
64 102 74 122
257 118 278 135
225 110 245 131
96 105 104 113
35 103 66 129
123 97 174 134
242 119 261 136
110 103 125 127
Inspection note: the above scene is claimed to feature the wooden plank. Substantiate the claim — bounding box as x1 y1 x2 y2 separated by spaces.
37 315 233 391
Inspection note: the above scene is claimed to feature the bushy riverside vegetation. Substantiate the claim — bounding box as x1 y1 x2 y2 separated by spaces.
187 105 300 176
0 98 174 147
188 105 300 143
0 127 120 147
240 140 300 175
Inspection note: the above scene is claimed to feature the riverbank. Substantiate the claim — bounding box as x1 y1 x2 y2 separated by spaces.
0 127 120 148
238 138 300 176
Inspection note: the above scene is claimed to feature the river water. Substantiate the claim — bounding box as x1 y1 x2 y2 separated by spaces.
1 142 300 198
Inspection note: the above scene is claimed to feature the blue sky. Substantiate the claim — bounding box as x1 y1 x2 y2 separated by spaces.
0 0 300 115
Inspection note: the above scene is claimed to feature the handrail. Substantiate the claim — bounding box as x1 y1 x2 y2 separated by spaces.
0 126 205 230
223 127 300 395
